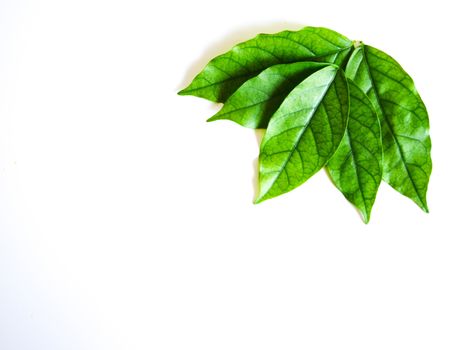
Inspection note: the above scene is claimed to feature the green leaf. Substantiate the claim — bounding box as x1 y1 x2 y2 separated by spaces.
256 65 349 203
327 81 382 223
179 27 433 222
207 61 328 128
346 45 432 212
179 27 353 102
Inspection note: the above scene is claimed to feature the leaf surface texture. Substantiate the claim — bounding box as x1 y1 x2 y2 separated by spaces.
327 81 382 223
208 62 327 128
346 45 432 211
179 27 352 102
256 65 349 202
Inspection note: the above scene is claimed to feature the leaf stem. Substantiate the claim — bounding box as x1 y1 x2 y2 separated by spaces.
353 40 363 49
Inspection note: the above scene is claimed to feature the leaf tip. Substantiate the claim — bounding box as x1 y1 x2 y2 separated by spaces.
357 209 370 224
418 197 429 213
206 115 219 123
177 87 190 96
253 197 263 205
254 193 267 204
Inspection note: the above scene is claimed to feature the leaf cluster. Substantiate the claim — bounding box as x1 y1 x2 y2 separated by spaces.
179 27 432 223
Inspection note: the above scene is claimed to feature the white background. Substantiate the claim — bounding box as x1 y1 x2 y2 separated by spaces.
1 0 466 349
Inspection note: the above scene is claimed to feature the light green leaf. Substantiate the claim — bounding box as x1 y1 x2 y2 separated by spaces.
346 45 432 212
179 27 353 102
327 81 382 223
256 65 349 203
207 61 328 128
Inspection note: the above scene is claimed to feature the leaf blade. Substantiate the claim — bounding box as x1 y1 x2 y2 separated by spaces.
346 45 432 212
179 27 353 102
207 61 328 128
256 65 349 203
327 80 382 223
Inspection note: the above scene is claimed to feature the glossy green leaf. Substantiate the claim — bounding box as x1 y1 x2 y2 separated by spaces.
346 45 432 212
207 61 328 128
327 81 382 223
179 27 352 102
180 27 433 222
256 65 349 203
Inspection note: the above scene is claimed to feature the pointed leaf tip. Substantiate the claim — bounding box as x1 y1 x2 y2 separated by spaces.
362 213 370 224
177 88 188 96
253 193 266 204
422 204 429 213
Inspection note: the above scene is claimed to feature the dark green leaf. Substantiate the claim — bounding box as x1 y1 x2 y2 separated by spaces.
327 81 382 223
256 65 349 203
179 27 352 102
346 45 432 212
207 62 327 128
